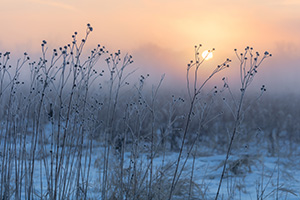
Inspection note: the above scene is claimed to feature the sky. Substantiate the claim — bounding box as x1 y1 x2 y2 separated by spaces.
1 0 300 94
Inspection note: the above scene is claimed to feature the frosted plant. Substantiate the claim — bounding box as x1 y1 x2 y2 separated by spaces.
215 47 272 200
169 45 231 200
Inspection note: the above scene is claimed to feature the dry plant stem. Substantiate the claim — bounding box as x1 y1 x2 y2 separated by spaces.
148 74 165 200
20 61 39 200
215 91 245 200
215 48 271 200
169 45 230 200
81 52 103 199
276 147 280 200
125 74 165 200
102 55 117 200
54 54 70 200
119 104 129 199
75 50 97 200
55 27 92 199
188 148 196 200
259 164 277 199
102 52 132 200
261 156 264 200
130 91 147 199
124 75 165 199
168 95 195 199
28 44 54 200
0 55 26 199
53 49 71 199
0 55 10 197
84 139 93 199
174 95 222 189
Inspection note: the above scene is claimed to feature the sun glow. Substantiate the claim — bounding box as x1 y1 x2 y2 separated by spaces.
202 50 213 60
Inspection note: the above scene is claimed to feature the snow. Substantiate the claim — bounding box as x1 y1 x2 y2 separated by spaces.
1 122 300 199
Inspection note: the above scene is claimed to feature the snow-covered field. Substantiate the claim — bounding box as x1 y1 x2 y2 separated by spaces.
1 26 299 200
18 134 299 200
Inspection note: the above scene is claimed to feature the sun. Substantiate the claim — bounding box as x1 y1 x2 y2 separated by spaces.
202 50 213 60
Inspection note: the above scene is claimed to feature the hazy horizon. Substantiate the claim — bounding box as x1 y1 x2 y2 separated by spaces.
1 0 300 95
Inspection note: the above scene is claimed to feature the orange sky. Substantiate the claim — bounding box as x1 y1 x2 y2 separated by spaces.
1 0 300 94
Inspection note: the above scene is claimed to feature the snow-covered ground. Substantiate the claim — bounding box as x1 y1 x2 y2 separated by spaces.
73 145 300 199
2 122 300 199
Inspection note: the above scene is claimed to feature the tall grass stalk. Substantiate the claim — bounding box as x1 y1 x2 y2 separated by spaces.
168 45 230 199
215 47 271 200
